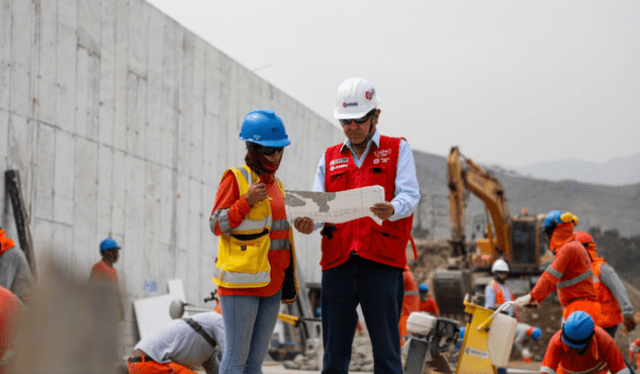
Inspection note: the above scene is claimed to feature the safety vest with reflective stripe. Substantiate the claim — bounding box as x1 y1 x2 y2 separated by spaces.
490 280 520 321
591 257 623 328
212 165 287 289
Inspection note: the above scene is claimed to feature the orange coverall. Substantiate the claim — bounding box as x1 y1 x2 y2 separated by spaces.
529 224 600 324
540 326 628 374
400 268 420 346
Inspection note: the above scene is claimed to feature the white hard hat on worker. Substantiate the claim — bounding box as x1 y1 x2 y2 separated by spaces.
334 77 381 119
334 77 381 148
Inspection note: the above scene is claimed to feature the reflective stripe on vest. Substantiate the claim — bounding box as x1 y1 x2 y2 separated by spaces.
404 291 419 297
557 270 593 289
212 267 270 286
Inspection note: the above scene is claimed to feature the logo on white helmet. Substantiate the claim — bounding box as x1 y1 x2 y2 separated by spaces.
343 102 358 108
365 89 375 100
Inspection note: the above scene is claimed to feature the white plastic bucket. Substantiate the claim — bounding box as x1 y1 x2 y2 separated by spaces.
487 312 517 367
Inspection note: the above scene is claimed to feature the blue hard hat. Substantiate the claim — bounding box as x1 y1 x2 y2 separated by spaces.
239 109 291 147
544 210 565 230
419 283 428 292
99 237 121 252
531 327 542 341
562 311 594 349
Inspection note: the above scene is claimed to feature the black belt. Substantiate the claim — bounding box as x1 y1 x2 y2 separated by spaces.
128 355 154 364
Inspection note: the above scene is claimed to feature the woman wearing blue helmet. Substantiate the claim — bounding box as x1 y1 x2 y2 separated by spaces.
209 109 308 374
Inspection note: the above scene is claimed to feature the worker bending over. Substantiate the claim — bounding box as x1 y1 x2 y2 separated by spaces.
515 211 600 324
418 283 439 316
126 312 226 374
0 226 35 305
513 323 542 363
540 310 629 374
0 285 22 373
575 231 636 337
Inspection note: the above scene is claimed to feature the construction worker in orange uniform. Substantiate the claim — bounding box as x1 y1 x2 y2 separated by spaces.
418 283 439 316
485 258 518 320
0 285 22 374
399 267 420 347
630 337 640 370
514 210 601 324
574 231 636 338
540 310 630 374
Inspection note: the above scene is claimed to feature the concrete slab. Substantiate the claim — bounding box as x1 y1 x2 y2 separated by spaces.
98 0 116 147
78 0 100 53
34 123 55 221
128 0 148 78
57 24 77 93
0 0 11 111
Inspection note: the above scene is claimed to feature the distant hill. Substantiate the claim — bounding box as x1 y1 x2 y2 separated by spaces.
411 150 640 240
503 152 640 186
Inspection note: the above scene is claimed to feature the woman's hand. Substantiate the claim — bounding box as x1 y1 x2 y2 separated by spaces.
294 217 314 234
245 181 268 206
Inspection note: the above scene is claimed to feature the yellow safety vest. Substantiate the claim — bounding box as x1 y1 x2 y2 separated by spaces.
212 165 285 289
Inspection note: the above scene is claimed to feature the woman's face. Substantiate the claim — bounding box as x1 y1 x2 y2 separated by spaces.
264 151 283 165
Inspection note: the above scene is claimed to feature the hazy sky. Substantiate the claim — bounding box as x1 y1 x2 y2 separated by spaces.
145 1 640 167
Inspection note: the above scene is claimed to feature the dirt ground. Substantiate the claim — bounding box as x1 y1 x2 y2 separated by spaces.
408 239 640 365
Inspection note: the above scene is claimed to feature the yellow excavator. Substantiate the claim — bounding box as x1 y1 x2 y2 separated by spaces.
433 146 551 315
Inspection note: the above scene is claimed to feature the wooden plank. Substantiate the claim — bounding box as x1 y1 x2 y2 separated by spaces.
4 169 37 278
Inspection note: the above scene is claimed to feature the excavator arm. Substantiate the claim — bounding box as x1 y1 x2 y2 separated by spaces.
447 147 511 256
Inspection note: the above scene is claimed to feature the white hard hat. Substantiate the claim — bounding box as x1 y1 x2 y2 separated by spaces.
491 259 510 274
333 77 381 119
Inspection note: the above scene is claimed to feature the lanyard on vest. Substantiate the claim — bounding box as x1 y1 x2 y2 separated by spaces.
184 318 217 348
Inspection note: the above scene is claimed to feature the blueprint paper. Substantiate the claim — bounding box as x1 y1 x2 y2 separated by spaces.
284 186 385 225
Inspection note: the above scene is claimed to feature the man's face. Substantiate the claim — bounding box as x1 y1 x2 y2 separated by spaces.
105 248 120 264
496 271 508 280
340 111 377 145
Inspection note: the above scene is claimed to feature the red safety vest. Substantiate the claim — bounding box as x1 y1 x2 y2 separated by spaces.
592 257 623 328
320 136 413 270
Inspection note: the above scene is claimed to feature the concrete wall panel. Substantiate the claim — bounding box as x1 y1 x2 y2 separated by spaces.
51 222 75 273
145 7 163 165
97 145 113 240
78 0 100 53
143 162 161 284
34 123 55 221
7 115 34 175
111 149 126 237
53 129 75 225
98 0 116 146
76 47 89 137
159 167 174 247
72 137 98 270
0 0 11 111
127 0 148 78
1 0 344 352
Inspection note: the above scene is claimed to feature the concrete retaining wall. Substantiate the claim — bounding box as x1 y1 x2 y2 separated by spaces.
0 0 343 351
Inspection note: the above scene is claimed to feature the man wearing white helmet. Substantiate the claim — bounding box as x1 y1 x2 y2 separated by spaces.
295 77 420 374
484 258 517 318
